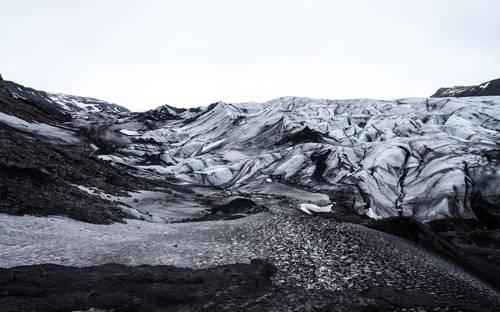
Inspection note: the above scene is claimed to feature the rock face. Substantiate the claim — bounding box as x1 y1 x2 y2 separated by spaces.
432 78 500 97
3 80 129 115
0 75 8 97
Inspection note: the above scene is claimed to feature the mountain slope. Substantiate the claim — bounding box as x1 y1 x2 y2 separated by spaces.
432 78 500 97
0 76 195 223
3 78 129 115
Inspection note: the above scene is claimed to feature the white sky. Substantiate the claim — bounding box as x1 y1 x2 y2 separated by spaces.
2 0 499 111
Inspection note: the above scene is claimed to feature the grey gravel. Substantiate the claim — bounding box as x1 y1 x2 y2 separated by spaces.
1 211 499 310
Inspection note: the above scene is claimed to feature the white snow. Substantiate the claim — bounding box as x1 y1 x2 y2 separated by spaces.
479 82 490 89
119 129 140 136
299 203 333 215
0 112 79 143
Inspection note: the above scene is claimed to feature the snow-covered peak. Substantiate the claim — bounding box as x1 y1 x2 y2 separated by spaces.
47 93 128 114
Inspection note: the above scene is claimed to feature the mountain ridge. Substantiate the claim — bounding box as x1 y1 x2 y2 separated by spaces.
432 78 500 98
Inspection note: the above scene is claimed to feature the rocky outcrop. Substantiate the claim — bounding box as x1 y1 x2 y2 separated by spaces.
0 260 276 312
0 80 71 123
3 79 129 115
0 125 137 223
432 78 500 97
0 74 8 97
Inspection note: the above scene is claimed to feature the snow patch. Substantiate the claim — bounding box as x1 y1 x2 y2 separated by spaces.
0 112 79 143
120 129 140 136
298 203 333 215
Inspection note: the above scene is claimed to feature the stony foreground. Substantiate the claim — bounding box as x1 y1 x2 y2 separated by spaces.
1 211 499 311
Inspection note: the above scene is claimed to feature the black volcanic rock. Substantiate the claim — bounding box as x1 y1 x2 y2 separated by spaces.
0 80 71 123
2 260 483 312
0 260 276 312
432 78 500 97
0 126 129 223
365 216 500 291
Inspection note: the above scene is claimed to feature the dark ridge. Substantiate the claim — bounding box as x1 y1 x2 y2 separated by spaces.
0 81 71 123
1 78 128 122
432 78 500 97
138 104 186 121
4 80 129 113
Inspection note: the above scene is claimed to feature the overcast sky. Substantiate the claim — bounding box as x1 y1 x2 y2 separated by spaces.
2 0 499 111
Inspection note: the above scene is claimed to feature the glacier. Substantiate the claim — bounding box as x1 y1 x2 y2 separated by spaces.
93 95 500 222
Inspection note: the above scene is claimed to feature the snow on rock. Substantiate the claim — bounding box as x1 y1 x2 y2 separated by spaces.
119 129 140 136
47 93 128 114
298 203 333 215
432 78 500 97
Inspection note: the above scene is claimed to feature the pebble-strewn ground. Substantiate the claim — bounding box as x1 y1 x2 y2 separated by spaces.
243 213 500 310
1 210 499 311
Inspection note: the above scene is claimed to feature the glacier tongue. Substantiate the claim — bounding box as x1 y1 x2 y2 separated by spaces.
102 96 500 221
